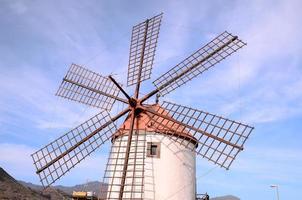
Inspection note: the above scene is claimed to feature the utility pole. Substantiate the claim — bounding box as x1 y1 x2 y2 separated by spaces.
270 185 280 200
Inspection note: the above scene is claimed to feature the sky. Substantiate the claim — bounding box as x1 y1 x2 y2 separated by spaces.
0 0 301 199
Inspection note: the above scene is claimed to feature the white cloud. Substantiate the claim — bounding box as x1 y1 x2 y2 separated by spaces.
8 1 28 15
0 142 110 186
161 0 302 125
0 65 100 130
232 146 302 183
0 0 134 131
56 146 110 186
0 143 37 183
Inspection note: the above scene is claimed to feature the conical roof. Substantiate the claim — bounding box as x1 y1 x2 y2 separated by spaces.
113 104 197 145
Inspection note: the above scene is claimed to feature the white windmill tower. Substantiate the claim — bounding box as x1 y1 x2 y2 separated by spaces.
31 13 254 200
103 103 198 200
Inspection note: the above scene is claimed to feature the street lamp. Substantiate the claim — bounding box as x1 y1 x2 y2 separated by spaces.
270 185 280 200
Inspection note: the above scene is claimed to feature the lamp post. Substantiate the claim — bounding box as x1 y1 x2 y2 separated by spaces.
270 185 280 200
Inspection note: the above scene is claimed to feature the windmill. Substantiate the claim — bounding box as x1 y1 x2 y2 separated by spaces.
31 13 254 200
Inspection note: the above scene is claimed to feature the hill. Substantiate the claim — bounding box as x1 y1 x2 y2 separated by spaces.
211 195 240 200
0 167 70 200
0 167 48 200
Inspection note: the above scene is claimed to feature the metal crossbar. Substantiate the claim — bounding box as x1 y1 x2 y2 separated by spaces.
31 111 117 187
56 63 123 110
146 101 254 169
127 13 163 86
152 31 246 96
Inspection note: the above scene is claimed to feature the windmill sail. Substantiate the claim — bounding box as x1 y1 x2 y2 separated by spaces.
127 13 163 86
31 109 129 187
56 63 126 110
152 31 246 96
145 101 253 169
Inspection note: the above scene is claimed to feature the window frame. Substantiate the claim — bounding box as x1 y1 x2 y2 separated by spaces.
147 142 160 158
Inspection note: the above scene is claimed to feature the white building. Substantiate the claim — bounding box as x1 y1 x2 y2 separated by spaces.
104 104 197 200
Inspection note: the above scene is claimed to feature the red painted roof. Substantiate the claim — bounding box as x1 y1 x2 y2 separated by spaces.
113 104 197 145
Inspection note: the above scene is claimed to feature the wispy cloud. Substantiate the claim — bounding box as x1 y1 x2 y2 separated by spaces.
0 65 100 131
233 146 302 182
162 0 302 125
195 145 302 199
0 142 110 185
0 143 37 183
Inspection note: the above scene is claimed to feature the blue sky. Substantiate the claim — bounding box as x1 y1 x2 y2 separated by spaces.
0 0 301 199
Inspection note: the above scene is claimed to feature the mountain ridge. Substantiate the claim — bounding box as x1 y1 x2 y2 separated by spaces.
1 167 240 200
20 180 107 198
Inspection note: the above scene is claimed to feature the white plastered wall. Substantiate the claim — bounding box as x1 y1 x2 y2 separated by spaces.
144 133 196 200
107 132 196 200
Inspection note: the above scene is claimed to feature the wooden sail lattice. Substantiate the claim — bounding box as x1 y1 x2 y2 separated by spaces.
127 13 163 86
56 63 122 110
152 31 246 96
102 130 146 199
145 101 254 169
31 111 116 187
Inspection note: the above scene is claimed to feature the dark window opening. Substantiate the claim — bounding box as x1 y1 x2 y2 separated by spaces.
147 142 160 158
150 144 157 156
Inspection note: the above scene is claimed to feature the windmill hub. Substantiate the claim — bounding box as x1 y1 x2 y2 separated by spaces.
133 106 144 116
128 97 137 108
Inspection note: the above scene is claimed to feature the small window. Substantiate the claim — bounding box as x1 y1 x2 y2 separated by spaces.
150 144 157 156
147 142 160 158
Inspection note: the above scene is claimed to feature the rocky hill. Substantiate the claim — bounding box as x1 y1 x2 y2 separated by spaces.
0 167 48 200
0 167 70 200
